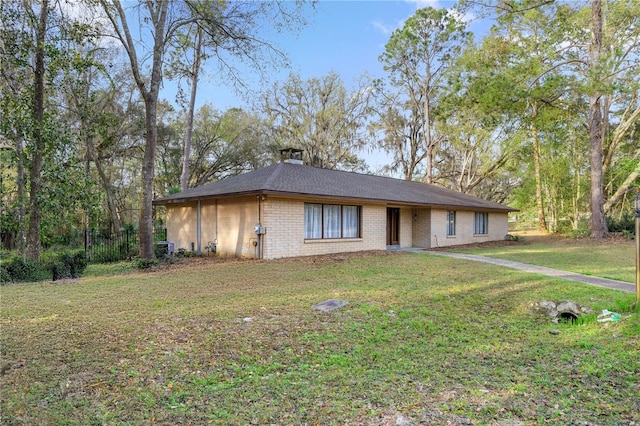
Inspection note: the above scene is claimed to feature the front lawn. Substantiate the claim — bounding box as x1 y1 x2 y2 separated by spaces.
451 234 636 283
1 250 638 425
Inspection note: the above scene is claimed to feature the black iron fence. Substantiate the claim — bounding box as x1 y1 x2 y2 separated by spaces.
84 228 167 263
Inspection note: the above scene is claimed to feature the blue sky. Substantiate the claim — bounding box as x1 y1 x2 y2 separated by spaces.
161 0 488 171
175 0 473 111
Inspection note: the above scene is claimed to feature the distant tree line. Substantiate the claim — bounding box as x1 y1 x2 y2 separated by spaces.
1 0 638 260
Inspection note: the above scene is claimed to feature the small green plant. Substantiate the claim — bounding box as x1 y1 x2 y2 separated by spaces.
133 257 160 270
567 227 591 239
174 248 195 258
621 229 634 239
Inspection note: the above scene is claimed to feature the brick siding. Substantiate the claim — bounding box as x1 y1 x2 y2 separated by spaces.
166 196 510 259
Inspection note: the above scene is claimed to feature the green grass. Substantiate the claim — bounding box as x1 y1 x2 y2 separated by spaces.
82 261 135 277
454 235 636 283
1 250 638 425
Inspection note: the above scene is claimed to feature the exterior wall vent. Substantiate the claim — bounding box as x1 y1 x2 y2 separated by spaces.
279 147 304 165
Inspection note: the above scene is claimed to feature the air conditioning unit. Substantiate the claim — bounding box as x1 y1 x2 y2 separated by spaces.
156 241 174 255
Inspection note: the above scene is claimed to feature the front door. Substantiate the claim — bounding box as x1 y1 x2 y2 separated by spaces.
387 208 400 245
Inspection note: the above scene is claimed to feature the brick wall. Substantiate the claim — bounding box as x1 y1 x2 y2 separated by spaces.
412 208 432 248
262 197 387 259
430 209 508 248
167 196 510 259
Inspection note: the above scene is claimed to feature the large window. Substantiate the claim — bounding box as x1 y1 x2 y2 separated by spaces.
474 212 489 235
446 211 456 236
304 203 361 239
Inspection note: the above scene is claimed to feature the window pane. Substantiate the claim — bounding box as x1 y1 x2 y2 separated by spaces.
323 205 341 238
304 204 322 239
474 212 488 234
343 206 359 238
447 211 456 236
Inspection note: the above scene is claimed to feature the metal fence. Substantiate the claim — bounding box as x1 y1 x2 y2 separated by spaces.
84 228 167 263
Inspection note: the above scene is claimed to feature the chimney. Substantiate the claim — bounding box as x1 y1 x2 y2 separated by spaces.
279 148 304 165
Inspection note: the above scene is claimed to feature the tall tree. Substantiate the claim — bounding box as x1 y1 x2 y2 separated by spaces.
1 0 95 258
474 3 574 231
262 72 373 171
379 6 471 184
98 0 167 258
465 0 639 233
369 83 427 180
166 24 206 192
25 0 50 260
0 1 30 256
98 0 311 258
588 0 607 237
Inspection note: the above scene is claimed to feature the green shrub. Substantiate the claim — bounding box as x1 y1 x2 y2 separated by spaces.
567 227 591 239
1 250 88 283
52 250 87 281
606 212 635 234
1 266 12 285
2 257 51 283
558 218 591 239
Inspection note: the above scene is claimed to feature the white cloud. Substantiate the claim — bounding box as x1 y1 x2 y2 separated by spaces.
405 0 442 9
371 19 396 35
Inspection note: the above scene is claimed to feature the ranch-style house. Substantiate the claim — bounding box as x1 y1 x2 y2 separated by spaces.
153 151 517 259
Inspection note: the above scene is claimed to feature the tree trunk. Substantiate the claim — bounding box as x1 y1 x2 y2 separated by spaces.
26 0 49 261
423 100 434 184
425 144 433 184
180 28 202 192
16 138 26 259
531 103 548 232
137 2 169 260
589 0 608 238
139 94 157 259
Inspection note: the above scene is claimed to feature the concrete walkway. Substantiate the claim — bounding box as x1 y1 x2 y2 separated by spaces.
422 250 635 294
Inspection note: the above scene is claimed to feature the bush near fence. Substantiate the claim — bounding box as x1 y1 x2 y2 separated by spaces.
1 249 88 284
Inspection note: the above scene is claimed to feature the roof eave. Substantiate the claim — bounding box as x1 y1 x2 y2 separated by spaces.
154 189 518 212
153 190 265 205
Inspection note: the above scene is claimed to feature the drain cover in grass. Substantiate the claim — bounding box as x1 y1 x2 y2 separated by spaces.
312 299 348 312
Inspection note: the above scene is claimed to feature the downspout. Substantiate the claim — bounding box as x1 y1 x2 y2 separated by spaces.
196 200 202 255
214 199 218 246
256 195 262 259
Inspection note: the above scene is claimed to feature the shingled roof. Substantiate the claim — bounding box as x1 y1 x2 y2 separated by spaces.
154 162 517 212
